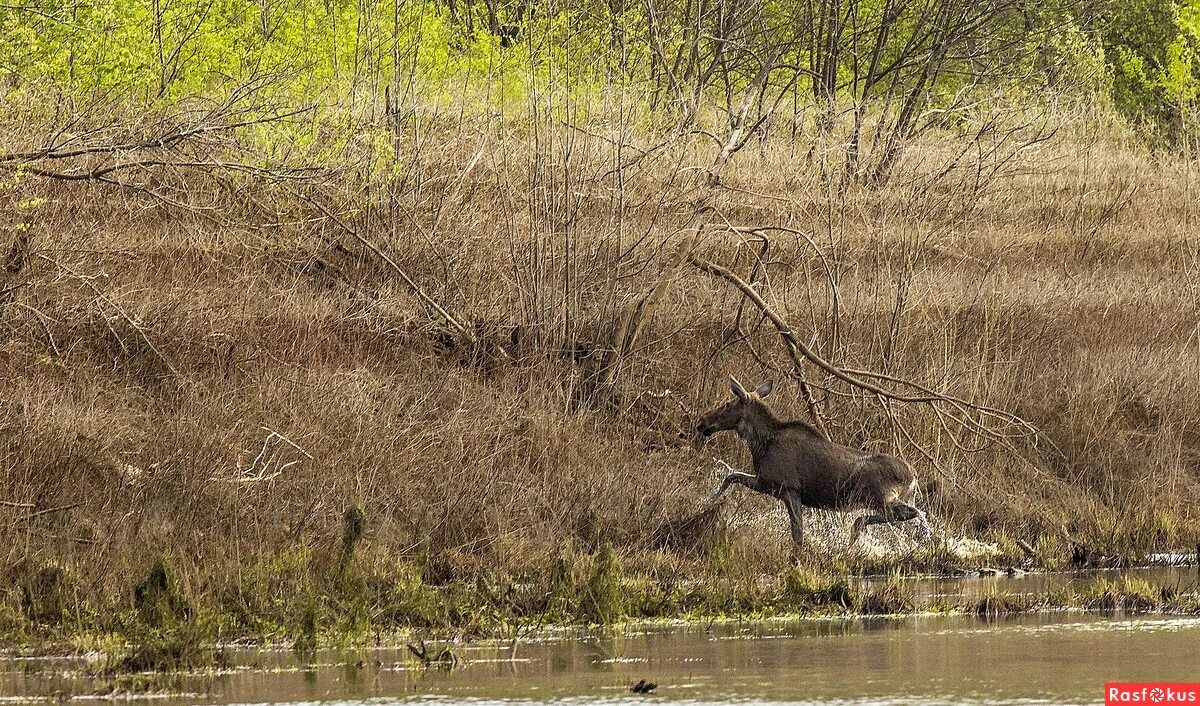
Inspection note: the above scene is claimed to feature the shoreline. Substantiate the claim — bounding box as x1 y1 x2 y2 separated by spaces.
4 562 1197 669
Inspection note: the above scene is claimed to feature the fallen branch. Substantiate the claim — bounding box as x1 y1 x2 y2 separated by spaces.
2 501 83 530
2 102 321 202
13 158 321 182
0 106 315 165
24 502 82 520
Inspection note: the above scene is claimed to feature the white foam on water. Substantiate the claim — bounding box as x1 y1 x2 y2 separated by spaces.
720 497 1001 562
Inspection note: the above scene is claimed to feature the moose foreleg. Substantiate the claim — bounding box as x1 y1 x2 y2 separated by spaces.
851 502 928 544
850 515 876 544
706 472 763 505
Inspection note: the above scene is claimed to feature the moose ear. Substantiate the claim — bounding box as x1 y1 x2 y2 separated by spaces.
755 379 775 398
729 376 749 401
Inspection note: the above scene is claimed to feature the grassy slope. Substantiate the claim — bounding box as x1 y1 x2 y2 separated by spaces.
2 114 1199 646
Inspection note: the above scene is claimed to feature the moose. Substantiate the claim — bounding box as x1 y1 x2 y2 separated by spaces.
697 376 931 547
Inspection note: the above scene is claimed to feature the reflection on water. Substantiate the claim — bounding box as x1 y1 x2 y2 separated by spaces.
2 568 1197 705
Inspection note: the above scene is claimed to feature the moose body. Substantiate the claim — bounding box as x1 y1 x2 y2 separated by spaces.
698 377 930 546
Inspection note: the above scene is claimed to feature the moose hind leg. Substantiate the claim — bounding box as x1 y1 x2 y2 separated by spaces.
782 490 804 550
850 502 922 544
884 502 933 542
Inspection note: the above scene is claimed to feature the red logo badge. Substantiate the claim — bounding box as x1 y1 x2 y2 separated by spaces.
1106 684 1200 704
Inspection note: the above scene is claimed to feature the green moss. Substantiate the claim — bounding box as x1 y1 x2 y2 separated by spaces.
1079 576 1161 613
780 566 855 610
855 572 914 615
0 593 32 643
374 564 446 627
11 559 73 626
219 545 319 636
109 614 226 674
5 538 1200 668
1165 591 1200 614
91 672 182 697
975 588 1030 618
135 559 190 628
291 598 318 654
338 505 367 576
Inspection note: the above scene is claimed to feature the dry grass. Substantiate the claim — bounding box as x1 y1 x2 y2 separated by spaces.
2 106 1199 639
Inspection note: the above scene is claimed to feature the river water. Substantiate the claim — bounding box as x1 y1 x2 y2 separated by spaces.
3 568 1198 705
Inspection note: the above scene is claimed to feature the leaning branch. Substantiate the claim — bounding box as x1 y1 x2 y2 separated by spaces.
687 253 1037 439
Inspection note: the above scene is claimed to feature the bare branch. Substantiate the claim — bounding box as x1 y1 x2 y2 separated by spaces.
687 252 1037 441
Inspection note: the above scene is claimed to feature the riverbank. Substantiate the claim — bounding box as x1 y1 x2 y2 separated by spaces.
5 544 1198 680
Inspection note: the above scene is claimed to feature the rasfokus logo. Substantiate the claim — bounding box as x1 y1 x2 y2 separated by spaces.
1106 683 1200 704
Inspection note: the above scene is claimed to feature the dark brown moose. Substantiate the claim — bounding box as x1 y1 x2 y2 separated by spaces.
697 376 931 547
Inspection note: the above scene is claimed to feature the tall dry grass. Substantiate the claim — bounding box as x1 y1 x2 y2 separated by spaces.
1 105 1198 634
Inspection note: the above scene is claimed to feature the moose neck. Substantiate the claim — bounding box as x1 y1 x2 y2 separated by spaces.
736 402 780 460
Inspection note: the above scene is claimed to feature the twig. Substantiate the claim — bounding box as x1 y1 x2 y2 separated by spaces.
293 191 474 341
11 302 62 357
35 254 180 378
224 429 307 483
0 106 316 164
25 502 82 519
259 426 314 459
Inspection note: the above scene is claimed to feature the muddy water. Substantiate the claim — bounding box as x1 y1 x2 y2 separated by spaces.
2 569 1198 705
